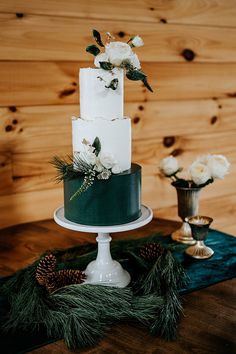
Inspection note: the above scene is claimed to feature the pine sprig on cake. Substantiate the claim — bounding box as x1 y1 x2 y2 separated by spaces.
52 137 122 200
86 29 153 92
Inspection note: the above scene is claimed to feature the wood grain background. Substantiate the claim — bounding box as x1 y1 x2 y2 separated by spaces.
0 0 236 232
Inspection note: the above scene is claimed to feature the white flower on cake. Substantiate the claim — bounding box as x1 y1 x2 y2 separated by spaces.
81 138 96 153
86 29 153 92
94 52 109 68
159 156 179 176
105 41 132 66
206 154 230 179
97 169 112 180
112 164 122 174
80 151 97 165
130 35 144 48
93 157 104 173
129 53 141 69
99 152 116 169
189 162 211 186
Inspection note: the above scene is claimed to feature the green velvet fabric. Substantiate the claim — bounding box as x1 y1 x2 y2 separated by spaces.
64 163 141 225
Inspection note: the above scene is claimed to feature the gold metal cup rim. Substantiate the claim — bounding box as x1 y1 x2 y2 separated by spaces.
185 215 213 226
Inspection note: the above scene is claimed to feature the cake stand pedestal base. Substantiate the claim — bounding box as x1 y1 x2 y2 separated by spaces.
85 233 130 287
54 205 153 288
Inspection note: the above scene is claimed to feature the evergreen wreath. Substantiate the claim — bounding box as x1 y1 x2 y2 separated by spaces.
1 234 188 350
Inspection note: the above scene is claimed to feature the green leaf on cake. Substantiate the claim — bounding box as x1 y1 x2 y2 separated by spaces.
126 69 154 92
92 29 104 47
86 44 100 56
99 61 114 70
92 137 101 156
105 78 119 90
126 69 146 81
142 77 153 92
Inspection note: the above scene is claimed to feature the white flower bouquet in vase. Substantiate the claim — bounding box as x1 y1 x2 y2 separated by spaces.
159 154 230 244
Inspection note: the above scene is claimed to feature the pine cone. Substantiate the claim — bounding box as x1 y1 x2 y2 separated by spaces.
36 253 56 286
139 242 166 262
35 253 86 293
45 269 86 293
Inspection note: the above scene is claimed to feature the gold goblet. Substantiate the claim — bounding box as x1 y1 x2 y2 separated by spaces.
185 215 213 259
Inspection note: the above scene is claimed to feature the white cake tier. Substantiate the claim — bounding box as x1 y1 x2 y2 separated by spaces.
72 117 131 172
79 68 124 121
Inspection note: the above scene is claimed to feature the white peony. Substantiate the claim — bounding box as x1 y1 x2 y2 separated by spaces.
131 35 144 47
159 156 179 176
207 154 230 179
105 41 133 66
99 152 116 169
93 157 104 173
129 53 141 69
94 52 109 68
112 164 122 174
80 151 97 165
189 162 211 185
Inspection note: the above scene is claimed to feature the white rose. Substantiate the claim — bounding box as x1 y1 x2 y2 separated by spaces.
112 164 122 174
159 156 179 176
94 52 109 68
189 162 211 185
194 154 211 165
105 41 132 66
93 157 104 172
128 53 141 69
80 151 97 165
99 152 116 169
131 35 144 47
207 154 230 179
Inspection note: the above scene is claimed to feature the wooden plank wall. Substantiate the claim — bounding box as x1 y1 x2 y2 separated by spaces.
0 0 236 233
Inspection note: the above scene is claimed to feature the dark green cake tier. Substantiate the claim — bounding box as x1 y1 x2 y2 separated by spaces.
64 163 141 226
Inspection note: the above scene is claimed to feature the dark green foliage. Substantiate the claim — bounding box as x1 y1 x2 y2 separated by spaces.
105 78 119 90
126 69 146 81
51 156 78 182
126 70 153 92
51 155 91 182
51 154 96 199
92 136 101 155
1 234 188 349
142 77 153 92
171 177 214 189
86 44 100 56
99 61 114 70
92 29 104 47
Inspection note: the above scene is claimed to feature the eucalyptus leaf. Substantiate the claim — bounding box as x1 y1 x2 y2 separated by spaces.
126 69 146 81
105 78 119 90
92 137 101 155
99 61 114 70
86 44 100 56
92 29 104 47
142 77 153 92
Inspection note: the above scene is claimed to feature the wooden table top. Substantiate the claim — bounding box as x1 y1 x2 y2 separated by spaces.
0 218 235 354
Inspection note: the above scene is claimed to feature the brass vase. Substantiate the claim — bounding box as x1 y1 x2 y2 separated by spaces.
171 185 201 244
185 216 214 259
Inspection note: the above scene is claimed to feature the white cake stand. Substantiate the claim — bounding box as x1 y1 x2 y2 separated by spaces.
54 205 153 288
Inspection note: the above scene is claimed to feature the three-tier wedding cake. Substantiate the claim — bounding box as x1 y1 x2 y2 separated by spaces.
54 30 152 226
